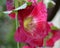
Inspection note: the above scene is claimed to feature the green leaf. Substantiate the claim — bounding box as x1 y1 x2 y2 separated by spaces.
44 0 51 7
38 0 41 2
44 0 55 8
51 26 59 30
27 2 32 6
18 0 26 6
48 1 56 8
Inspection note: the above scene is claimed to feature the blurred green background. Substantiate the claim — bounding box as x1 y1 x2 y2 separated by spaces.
0 0 17 48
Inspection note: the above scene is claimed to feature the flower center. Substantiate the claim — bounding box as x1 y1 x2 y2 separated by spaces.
24 16 36 33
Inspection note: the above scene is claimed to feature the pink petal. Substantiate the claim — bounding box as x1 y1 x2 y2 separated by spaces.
6 0 15 19
46 30 60 47
31 1 47 22
46 38 54 47
22 46 32 48
14 26 28 43
18 5 34 20
36 22 51 38
6 0 14 10
28 38 43 47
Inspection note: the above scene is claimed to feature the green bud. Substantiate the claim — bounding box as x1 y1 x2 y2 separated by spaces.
27 2 32 6
48 1 56 8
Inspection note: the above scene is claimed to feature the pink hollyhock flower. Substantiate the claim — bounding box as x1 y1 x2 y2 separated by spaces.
46 30 60 47
6 0 50 47
15 1 50 47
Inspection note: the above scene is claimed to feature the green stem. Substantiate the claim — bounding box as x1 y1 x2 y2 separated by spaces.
44 32 53 48
14 0 19 48
17 42 20 48
44 38 46 48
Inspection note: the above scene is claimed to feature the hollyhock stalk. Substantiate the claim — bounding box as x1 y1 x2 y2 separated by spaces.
14 0 20 48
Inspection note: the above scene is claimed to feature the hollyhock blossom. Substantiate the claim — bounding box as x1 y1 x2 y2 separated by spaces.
18 1 51 47
46 30 60 47
6 0 51 47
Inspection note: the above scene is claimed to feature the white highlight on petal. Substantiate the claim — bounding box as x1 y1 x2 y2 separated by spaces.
3 3 27 14
14 3 27 11
3 10 12 14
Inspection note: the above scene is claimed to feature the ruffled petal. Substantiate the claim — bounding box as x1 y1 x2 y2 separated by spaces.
14 26 28 43
31 1 47 22
6 0 14 10
46 30 60 47
6 0 15 19
28 38 43 47
18 5 34 20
